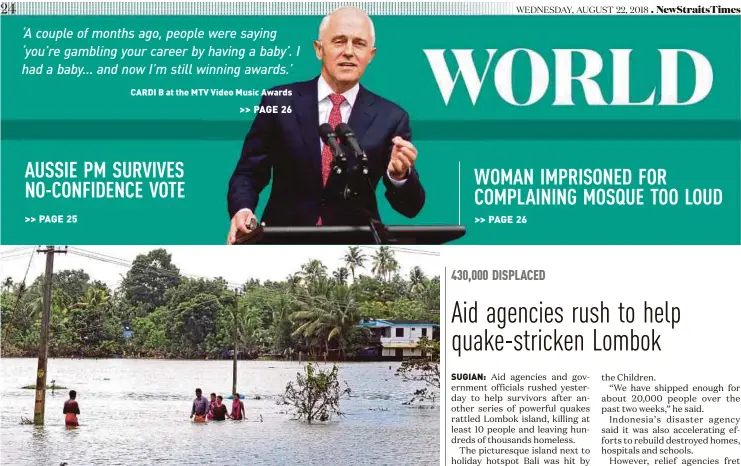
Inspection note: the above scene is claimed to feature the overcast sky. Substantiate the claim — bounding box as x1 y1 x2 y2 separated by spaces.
0 245 440 290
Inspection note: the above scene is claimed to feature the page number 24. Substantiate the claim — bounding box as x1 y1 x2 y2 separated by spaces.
1 3 17 14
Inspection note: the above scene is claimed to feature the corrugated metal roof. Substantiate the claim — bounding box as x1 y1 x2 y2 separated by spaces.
358 319 438 327
358 320 392 328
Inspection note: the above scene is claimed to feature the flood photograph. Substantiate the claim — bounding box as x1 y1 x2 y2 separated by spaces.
0 245 441 465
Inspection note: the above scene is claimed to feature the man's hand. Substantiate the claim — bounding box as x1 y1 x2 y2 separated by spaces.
227 209 257 245
388 136 418 181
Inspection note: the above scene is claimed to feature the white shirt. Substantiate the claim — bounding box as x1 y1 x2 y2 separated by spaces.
318 75 358 134
317 75 406 186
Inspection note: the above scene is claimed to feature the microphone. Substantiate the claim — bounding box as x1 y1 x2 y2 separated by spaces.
319 123 346 175
335 123 368 174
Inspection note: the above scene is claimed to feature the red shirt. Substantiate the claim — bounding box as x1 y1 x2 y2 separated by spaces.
63 400 80 415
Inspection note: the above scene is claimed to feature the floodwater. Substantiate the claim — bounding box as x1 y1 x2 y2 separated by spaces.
0 358 439 465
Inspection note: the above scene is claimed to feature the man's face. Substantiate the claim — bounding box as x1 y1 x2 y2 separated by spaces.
314 11 376 87
196 391 201 398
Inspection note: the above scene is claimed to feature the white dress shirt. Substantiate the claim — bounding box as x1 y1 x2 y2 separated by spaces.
317 75 406 186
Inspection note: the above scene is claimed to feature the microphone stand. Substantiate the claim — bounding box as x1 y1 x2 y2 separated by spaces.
343 146 395 245
368 217 390 244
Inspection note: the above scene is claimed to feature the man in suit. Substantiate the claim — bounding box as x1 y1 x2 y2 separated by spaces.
227 6 425 244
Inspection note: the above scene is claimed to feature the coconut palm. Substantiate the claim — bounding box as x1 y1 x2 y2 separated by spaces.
343 246 366 280
372 246 398 281
409 266 427 294
387 258 400 281
324 286 359 360
290 294 332 358
232 305 263 354
371 246 390 281
300 260 327 287
67 287 112 349
285 273 302 292
20 286 66 329
333 267 349 285
69 287 111 310
270 293 294 352
290 286 359 360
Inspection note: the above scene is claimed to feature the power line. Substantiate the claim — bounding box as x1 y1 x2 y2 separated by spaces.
0 250 38 262
387 247 440 256
21 248 36 285
0 246 36 256
67 247 239 285
1 249 39 343
358 245 439 257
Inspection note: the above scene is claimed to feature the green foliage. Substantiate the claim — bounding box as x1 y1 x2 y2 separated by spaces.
21 384 66 390
344 326 372 359
277 363 351 424
371 246 399 281
1 247 439 360
120 249 180 315
396 337 441 405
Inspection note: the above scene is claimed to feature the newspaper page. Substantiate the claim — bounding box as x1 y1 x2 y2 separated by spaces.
0 1 738 465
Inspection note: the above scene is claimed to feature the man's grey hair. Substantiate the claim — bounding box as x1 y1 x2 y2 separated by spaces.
318 7 375 46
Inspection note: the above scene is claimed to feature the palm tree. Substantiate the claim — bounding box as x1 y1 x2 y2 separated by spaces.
68 287 112 349
409 266 427 294
290 294 332 358
372 246 396 282
300 259 327 287
290 286 359 360
422 277 440 311
325 286 359 360
70 287 111 310
21 285 62 327
232 305 263 353
387 258 399 282
285 273 302 293
343 246 366 281
333 267 349 285
270 294 294 352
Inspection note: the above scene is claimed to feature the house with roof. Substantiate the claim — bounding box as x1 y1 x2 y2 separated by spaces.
357 318 439 359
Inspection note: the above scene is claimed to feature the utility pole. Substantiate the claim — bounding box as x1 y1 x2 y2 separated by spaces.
34 246 67 426
232 289 239 396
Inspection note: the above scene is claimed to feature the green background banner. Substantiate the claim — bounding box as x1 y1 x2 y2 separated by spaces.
2 15 739 244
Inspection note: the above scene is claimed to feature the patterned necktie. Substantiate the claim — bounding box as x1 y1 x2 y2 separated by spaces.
317 93 346 226
321 93 346 186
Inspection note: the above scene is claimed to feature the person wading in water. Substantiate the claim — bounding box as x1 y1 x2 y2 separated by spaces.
211 396 228 421
190 388 209 423
63 390 80 427
231 393 245 420
206 392 217 421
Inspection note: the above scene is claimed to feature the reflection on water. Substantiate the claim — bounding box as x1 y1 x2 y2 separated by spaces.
1 359 439 465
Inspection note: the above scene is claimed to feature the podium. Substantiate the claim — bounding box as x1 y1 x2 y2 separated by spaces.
234 225 466 245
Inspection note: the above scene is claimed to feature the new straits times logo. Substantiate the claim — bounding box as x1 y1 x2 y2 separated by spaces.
423 49 712 106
